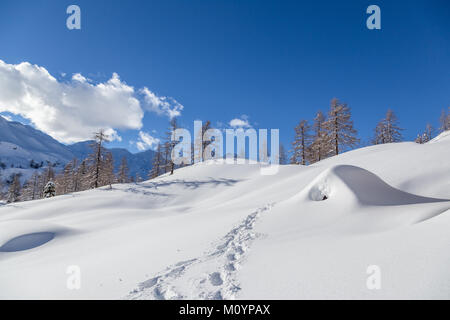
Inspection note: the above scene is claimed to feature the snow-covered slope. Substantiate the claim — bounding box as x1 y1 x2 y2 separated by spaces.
0 132 449 299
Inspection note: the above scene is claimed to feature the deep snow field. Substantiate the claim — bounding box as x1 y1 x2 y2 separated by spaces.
1 131 449 299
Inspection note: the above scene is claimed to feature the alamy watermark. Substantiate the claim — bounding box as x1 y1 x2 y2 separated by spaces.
66 5 81 30
366 265 381 290
66 265 81 290
171 121 280 175
65 5 381 32
366 5 381 30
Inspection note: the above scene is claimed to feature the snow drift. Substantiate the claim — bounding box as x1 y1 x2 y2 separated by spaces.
305 165 447 206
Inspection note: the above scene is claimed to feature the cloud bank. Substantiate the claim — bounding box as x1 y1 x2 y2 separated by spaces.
0 59 183 143
140 87 184 119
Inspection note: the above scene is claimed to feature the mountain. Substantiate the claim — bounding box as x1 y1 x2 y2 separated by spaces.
0 131 449 299
0 116 154 183
67 141 154 178
0 116 73 168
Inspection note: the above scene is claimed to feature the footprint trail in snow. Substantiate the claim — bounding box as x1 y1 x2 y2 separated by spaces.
126 203 273 300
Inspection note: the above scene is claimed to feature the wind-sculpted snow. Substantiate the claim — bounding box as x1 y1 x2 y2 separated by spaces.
127 204 273 300
305 165 449 206
0 136 449 299
429 130 450 143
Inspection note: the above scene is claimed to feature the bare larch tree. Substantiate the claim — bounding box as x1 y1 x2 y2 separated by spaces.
324 98 359 155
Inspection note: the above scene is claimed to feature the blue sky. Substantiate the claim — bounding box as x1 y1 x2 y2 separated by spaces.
0 0 449 153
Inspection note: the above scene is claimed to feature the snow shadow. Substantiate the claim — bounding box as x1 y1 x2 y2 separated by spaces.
141 178 241 190
0 232 55 252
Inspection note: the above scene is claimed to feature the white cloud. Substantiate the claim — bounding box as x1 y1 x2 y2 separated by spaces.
104 128 122 142
72 73 88 83
0 59 185 144
136 131 160 151
0 60 143 143
140 87 184 119
229 115 251 128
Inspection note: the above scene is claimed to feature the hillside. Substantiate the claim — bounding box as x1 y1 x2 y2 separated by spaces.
0 131 449 299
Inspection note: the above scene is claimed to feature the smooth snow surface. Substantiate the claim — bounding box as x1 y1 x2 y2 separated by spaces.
0 135 449 299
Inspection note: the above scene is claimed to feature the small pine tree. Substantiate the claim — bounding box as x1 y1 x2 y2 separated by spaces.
291 120 313 165
324 98 359 155
43 180 56 198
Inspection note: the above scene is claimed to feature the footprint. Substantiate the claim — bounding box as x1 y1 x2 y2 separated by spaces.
227 253 237 261
212 291 223 300
139 276 159 289
225 263 236 271
234 246 245 255
209 272 223 286
127 203 274 300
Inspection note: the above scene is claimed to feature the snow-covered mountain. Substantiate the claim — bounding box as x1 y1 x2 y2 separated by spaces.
0 116 73 168
0 117 154 183
0 131 449 299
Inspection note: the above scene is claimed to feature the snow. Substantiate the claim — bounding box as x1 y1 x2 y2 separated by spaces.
429 129 450 143
0 134 449 299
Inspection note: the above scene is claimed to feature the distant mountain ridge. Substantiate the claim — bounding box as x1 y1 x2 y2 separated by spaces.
0 116 154 182
67 141 155 178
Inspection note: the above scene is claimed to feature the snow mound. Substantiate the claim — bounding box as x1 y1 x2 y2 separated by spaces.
304 165 448 206
429 130 450 143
